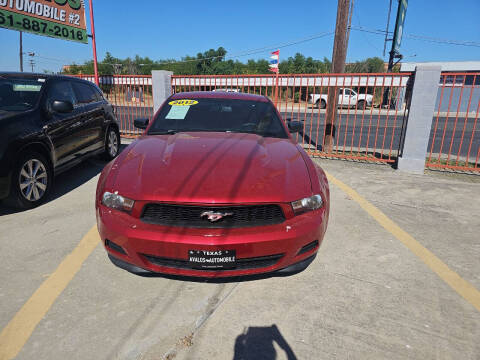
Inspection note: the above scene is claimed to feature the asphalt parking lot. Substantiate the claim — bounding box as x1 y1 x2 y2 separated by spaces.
1 142 479 360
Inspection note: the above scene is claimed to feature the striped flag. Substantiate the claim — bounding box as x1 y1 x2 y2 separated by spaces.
269 50 279 73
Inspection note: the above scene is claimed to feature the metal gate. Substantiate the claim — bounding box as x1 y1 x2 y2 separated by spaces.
426 72 480 173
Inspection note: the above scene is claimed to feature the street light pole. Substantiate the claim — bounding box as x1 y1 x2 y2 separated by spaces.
88 0 99 85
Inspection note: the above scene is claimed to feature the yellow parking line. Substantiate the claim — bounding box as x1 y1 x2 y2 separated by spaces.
325 171 480 313
0 226 100 360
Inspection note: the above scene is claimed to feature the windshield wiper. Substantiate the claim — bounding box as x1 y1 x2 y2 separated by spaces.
149 129 178 135
224 130 282 138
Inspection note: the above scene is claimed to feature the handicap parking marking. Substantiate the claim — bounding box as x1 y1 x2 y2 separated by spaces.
325 171 480 313
0 226 100 360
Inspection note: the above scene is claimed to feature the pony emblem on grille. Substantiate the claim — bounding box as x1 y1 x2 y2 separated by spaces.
200 211 234 222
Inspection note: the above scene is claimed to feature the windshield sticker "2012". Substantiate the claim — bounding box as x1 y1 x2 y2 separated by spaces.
168 99 198 106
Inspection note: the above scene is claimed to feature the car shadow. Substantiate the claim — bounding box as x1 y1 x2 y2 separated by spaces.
233 324 298 360
297 130 398 168
0 144 129 216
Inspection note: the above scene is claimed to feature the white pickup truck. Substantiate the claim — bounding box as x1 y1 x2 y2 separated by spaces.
308 88 373 109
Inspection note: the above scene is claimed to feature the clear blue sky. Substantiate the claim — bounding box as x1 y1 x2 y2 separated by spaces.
1 0 479 72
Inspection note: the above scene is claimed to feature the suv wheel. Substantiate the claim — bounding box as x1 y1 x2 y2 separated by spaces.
7 152 52 209
103 127 120 160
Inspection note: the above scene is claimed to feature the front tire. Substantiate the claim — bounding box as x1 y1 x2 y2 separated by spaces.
357 100 366 109
6 152 52 209
103 127 120 160
316 99 326 109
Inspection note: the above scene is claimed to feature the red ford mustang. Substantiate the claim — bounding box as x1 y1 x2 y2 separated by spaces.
95 92 329 278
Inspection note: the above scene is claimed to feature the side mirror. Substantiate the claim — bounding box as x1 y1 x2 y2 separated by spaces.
51 100 73 113
134 117 149 129
287 121 303 133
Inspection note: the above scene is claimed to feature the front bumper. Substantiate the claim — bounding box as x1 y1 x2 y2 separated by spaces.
96 205 328 278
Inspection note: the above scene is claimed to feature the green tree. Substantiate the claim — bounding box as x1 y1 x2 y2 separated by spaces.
345 57 385 73
60 49 387 76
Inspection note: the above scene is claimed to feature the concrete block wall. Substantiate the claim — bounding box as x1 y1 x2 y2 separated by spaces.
397 65 442 173
152 70 173 113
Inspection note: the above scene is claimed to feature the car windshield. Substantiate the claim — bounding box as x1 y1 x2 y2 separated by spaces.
0 77 44 111
148 97 288 138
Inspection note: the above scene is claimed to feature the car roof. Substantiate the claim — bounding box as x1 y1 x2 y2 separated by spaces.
170 91 269 102
0 72 94 84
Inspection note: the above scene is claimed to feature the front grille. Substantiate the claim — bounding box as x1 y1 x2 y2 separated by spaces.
140 203 285 228
143 253 284 271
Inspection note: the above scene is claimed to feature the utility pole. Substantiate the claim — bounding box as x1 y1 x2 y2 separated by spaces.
27 52 35 72
19 32 23 72
325 0 351 153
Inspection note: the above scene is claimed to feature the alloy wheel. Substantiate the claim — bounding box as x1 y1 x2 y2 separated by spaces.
108 130 119 157
18 159 48 202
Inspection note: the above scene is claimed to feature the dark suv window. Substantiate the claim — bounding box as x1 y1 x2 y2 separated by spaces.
92 86 104 101
72 82 98 104
47 80 76 105
0 77 44 111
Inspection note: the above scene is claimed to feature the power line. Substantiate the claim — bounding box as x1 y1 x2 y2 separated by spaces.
353 9 382 53
34 54 74 63
61 31 335 67
351 25 480 48
132 31 335 66
228 31 335 59
25 31 335 68
404 33 480 47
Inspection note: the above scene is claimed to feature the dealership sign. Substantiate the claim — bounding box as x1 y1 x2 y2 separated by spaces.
0 0 87 43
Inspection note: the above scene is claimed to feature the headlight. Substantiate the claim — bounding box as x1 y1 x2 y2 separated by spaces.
291 194 323 215
102 191 135 212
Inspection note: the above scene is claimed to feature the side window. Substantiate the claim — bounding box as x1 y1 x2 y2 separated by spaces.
344 89 352 96
47 81 76 105
91 85 104 101
256 104 288 138
72 82 97 104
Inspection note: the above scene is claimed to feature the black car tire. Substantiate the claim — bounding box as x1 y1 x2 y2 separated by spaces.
6 151 52 209
357 100 366 110
103 127 120 160
317 99 326 109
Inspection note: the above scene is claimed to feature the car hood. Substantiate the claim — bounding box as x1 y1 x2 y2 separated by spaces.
110 132 312 204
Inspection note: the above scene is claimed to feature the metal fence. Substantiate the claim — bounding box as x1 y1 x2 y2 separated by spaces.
427 72 480 172
172 73 411 163
70 74 153 138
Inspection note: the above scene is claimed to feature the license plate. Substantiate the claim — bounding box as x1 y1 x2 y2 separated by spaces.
188 250 236 269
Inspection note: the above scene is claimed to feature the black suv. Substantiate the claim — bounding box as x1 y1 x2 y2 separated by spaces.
0 73 120 209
